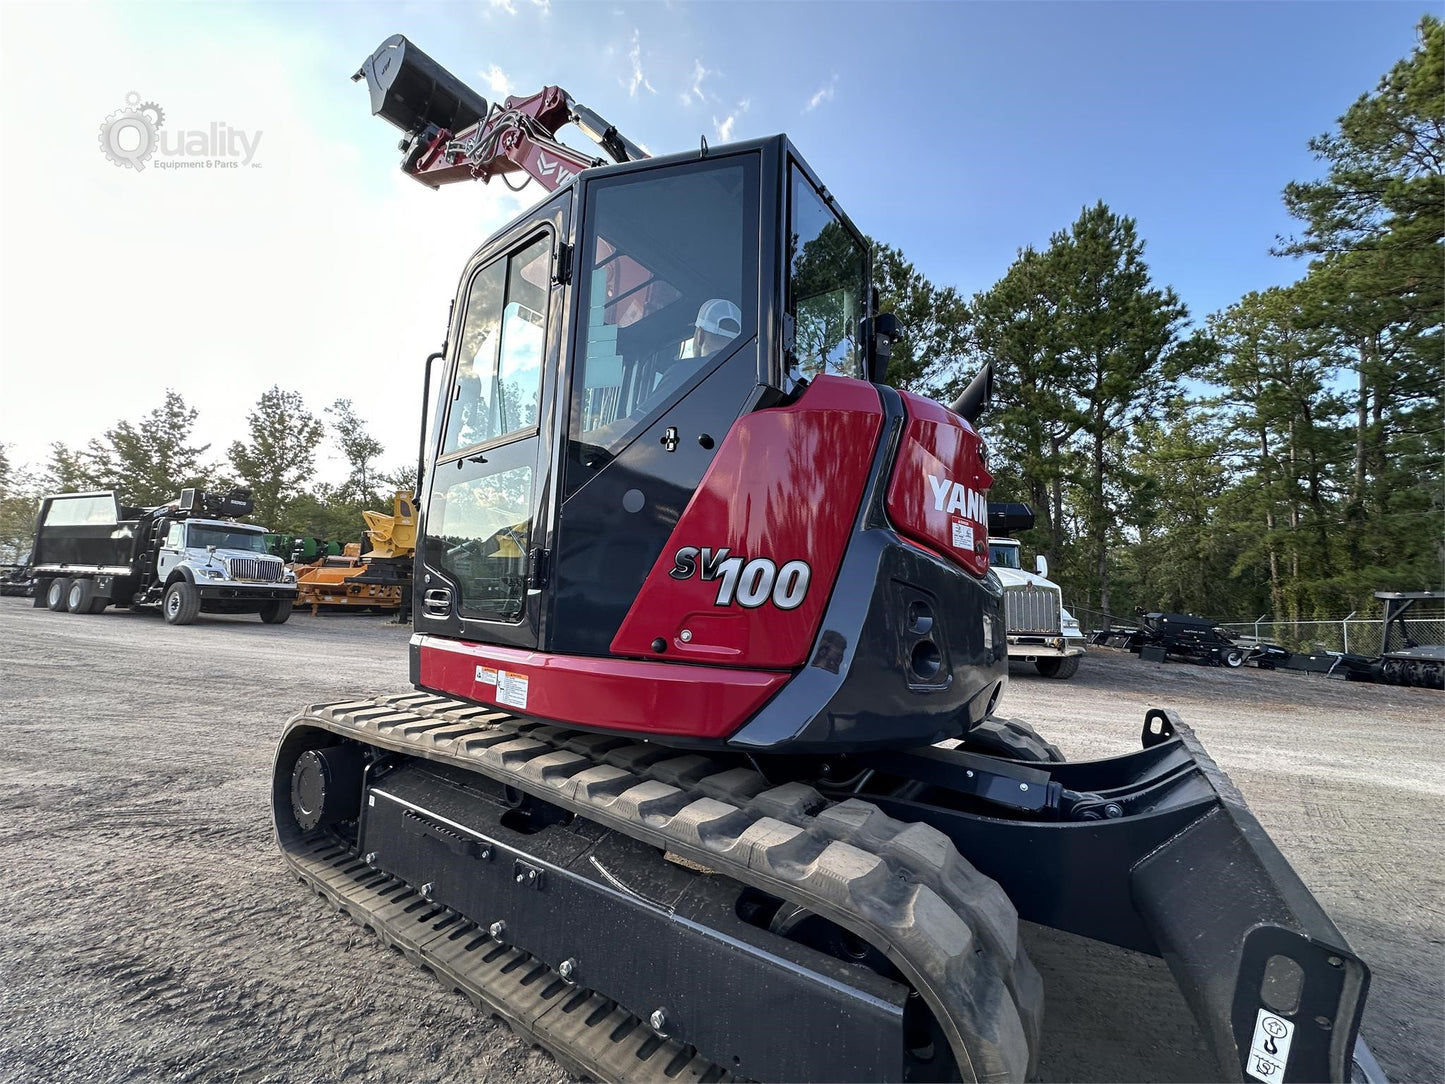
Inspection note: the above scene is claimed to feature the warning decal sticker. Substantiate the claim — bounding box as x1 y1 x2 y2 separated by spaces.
950 519 975 552
474 665 498 685
496 670 530 710
1245 1008 1295 1084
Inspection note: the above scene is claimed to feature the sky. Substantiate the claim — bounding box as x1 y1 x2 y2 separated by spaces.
0 0 1426 487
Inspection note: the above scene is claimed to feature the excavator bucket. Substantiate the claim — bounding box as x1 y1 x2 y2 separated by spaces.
353 34 490 137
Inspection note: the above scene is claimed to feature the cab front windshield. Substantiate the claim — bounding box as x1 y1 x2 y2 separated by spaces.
569 157 758 479
989 543 1022 570
188 525 267 552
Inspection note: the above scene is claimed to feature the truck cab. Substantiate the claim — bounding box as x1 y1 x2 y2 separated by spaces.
988 536 1085 678
154 518 297 623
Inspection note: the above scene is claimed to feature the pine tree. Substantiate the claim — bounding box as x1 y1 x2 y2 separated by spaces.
228 387 325 529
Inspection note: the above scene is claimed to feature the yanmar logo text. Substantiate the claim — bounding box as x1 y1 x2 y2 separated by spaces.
926 474 986 523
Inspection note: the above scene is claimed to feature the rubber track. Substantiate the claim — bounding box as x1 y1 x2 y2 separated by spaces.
286 836 731 1083
277 693 1044 1083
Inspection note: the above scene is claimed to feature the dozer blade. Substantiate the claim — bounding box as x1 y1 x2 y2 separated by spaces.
862 709 1380 1083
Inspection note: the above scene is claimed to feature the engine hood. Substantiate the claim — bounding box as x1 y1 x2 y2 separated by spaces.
991 566 1061 592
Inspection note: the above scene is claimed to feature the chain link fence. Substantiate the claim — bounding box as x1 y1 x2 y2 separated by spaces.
1217 616 1445 656
1071 604 1445 657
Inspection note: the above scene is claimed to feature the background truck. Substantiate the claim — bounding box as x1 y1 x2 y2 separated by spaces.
29 488 297 625
987 502 1085 678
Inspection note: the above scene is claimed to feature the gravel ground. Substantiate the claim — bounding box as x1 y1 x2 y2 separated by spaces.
0 596 1439 1083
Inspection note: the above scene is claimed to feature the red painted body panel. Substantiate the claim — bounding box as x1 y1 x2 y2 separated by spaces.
885 391 994 578
610 376 884 668
416 636 787 738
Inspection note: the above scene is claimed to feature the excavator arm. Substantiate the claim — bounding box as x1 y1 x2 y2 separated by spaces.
354 34 647 193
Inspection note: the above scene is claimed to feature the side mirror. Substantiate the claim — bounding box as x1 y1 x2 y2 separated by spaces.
1034 554 1049 578
861 312 902 384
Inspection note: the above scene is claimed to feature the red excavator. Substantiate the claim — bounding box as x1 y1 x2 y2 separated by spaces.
272 35 1381 1083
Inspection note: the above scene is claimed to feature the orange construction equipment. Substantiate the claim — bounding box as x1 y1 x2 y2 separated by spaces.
292 491 415 614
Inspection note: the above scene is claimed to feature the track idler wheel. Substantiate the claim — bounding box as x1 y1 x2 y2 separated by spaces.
290 744 366 830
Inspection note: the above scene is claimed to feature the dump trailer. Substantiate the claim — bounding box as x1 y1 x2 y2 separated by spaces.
1092 609 1263 668
272 35 1381 1084
30 488 297 624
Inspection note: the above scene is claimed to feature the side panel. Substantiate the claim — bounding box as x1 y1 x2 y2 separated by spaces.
414 635 786 738
885 392 993 578
31 492 139 569
609 375 883 668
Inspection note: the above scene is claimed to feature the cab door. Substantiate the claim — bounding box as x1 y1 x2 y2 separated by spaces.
156 522 185 581
417 196 569 650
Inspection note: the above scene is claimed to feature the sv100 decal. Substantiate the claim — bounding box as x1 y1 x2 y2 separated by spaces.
668 547 811 610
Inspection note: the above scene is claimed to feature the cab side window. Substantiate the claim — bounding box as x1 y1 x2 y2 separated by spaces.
165 524 184 548
441 236 551 456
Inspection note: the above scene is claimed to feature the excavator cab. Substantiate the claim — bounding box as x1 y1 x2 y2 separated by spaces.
409 134 1007 752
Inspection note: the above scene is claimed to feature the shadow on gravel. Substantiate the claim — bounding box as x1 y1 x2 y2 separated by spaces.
1024 923 1215 1082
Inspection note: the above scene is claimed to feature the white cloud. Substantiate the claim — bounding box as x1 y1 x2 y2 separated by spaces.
712 99 750 142
488 0 517 14
626 29 655 97
804 76 837 113
680 58 711 106
481 63 513 98
529 0 552 13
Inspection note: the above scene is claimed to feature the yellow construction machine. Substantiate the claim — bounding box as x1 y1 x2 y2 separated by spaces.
292 491 416 614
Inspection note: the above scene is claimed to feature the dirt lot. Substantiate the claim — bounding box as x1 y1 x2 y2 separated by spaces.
0 596 1439 1083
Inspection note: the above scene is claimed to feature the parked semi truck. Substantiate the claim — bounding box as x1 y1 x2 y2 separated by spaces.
987 503 1085 678
29 488 297 625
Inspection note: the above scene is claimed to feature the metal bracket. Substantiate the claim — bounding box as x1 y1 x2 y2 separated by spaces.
513 859 544 889
868 746 1059 814
1143 706 1180 748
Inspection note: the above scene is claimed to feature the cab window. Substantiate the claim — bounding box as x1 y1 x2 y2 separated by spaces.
442 235 551 457
989 544 1021 570
788 165 867 380
165 524 184 548
569 157 758 475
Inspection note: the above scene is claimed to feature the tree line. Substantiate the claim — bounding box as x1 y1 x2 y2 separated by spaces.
0 388 411 561
3 17 1439 623
874 15 1442 624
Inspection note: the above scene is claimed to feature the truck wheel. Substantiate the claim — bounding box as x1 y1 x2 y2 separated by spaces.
46 578 72 612
163 581 201 625
1224 648 1245 668
65 579 92 614
1035 655 1080 679
260 599 293 625
966 717 1065 762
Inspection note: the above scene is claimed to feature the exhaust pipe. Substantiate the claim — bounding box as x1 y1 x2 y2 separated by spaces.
950 361 993 424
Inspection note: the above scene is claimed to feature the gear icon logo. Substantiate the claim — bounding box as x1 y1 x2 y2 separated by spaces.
99 92 164 171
